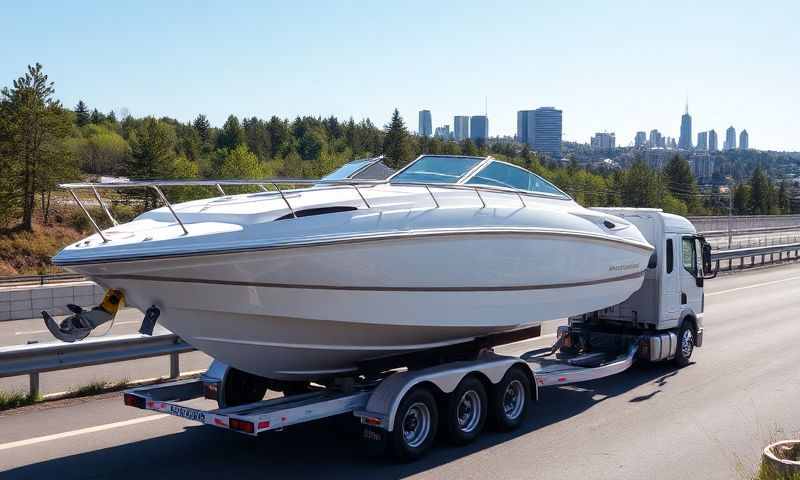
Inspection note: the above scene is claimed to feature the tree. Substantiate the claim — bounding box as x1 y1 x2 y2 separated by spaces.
74 100 90 127
90 108 105 124
216 114 244 150
125 118 178 207
382 109 413 168
192 114 210 145
732 183 750 215
69 124 129 174
748 165 770 214
663 154 699 212
778 180 791 214
620 160 664 208
0 63 73 230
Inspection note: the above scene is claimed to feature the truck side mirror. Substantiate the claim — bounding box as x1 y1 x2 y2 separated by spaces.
701 242 717 279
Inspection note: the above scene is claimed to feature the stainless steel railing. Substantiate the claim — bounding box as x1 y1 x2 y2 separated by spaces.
59 178 568 242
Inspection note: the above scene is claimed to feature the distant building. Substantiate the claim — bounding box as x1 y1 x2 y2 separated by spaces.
517 107 563 158
469 115 489 143
678 104 692 149
453 116 470 141
724 126 737 150
634 131 647 148
418 110 432 137
434 125 452 140
697 131 708 151
694 155 715 180
591 132 616 150
649 129 662 148
739 129 749 150
708 129 718 151
644 148 670 170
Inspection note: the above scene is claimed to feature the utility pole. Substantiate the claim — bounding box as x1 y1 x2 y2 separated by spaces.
728 182 733 249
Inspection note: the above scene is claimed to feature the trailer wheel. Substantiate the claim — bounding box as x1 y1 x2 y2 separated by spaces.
222 368 268 407
390 387 438 461
490 367 531 431
444 376 488 445
673 320 695 367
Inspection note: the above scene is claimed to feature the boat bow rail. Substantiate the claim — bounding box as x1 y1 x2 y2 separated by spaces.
59 176 573 243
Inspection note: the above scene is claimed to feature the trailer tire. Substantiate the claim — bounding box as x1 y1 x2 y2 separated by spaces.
490 366 531 431
673 320 695 368
389 387 439 461
444 376 488 445
221 368 269 407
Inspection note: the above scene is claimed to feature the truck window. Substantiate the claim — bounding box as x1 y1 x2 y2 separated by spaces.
682 237 696 275
666 239 674 273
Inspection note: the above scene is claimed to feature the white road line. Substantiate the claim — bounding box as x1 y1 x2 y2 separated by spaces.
707 275 800 297
0 414 168 451
14 320 140 336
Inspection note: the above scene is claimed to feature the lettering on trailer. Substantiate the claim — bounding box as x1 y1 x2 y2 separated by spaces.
609 263 640 272
169 405 206 422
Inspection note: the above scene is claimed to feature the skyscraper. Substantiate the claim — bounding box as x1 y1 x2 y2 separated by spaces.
434 125 451 140
739 129 749 150
635 131 647 147
528 107 562 158
591 132 615 150
469 115 488 143
724 126 737 150
678 102 692 150
418 110 432 137
649 129 662 148
708 130 718 151
453 116 470 141
697 131 708 151
516 110 533 144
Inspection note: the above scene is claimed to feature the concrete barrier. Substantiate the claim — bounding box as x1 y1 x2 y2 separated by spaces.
0 282 105 321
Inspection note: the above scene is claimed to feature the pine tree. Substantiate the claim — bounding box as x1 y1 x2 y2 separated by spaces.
216 115 244 151
663 154 698 212
732 183 750 215
74 100 90 126
748 165 770 214
382 109 413 168
90 108 105 124
107 110 117 123
193 114 210 144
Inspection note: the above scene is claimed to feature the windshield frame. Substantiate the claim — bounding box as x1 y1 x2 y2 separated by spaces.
387 155 490 184
321 157 383 181
461 159 571 199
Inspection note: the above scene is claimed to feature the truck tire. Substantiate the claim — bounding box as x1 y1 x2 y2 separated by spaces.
490 366 531 431
444 376 488 445
389 387 439 461
673 320 695 367
221 368 269 407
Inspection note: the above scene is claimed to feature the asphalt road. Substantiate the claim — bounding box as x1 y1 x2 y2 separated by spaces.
2 264 800 479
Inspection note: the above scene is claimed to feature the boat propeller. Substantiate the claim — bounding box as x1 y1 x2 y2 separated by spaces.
42 289 125 343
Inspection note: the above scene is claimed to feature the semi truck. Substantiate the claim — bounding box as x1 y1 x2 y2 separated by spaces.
122 208 715 460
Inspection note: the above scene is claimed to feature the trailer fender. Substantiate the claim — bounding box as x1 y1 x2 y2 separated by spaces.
357 354 527 431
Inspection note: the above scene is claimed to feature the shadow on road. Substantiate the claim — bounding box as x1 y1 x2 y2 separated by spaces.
3 362 683 480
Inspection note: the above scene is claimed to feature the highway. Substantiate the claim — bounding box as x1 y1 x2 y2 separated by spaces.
2 264 800 479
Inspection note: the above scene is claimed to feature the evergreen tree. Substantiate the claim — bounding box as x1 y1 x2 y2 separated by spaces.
0 63 73 229
748 165 770 214
732 183 750 215
74 100 90 126
107 110 117 123
90 108 105 124
193 114 210 144
382 109 413 168
620 160 664 208
663 154 699 212
125 118 178 207
778 180 791 214
216 114 244 151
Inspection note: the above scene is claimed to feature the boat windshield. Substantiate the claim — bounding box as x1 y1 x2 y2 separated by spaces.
390 156 482 184
321 158 376 181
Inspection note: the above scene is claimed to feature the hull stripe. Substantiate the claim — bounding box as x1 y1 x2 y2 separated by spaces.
95 270 645 293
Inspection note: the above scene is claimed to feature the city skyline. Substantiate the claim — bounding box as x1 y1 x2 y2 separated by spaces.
2 2 797 151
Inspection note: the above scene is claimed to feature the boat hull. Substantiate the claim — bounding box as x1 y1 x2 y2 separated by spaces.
75 230 651 380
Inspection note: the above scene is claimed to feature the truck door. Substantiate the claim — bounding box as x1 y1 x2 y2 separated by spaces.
680 236 703 315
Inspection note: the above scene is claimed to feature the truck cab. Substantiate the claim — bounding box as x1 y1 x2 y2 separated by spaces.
569 208 715 365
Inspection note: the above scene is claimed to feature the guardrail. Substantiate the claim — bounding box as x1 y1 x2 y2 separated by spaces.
711 242 800 272
0 333 195 398
0 273 85 287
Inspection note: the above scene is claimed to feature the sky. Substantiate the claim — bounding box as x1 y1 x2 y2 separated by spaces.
2 1 798 151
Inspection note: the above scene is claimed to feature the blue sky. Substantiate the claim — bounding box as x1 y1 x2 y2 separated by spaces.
2 1 798 150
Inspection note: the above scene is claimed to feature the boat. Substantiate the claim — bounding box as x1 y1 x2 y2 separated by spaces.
49 155 654 381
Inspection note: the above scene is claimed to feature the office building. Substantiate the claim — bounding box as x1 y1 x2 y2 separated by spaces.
724 126 736 150
697 131 708 151
523 107 563 158
678 104 692 149
694 155 715 180
634 131 647 148
591 132 616 150
418 110 432 137
649 129 662 148
708 129 718 151
434 125 452 140
739 129 749 150
469 115 489 143
516 110 533 144
453 116 470 141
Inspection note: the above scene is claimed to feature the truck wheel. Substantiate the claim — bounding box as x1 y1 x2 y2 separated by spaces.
491 367 531 431
673 321 695 367
390 387 438 461
222 368 268 407
444 376 488 445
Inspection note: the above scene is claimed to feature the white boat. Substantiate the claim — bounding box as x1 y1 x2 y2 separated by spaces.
52 155 654 381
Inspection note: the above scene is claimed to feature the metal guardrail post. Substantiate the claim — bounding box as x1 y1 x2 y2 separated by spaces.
169 352 180 379
30 372 40 398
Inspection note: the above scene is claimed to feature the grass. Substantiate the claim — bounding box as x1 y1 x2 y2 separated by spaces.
0 390 41 411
